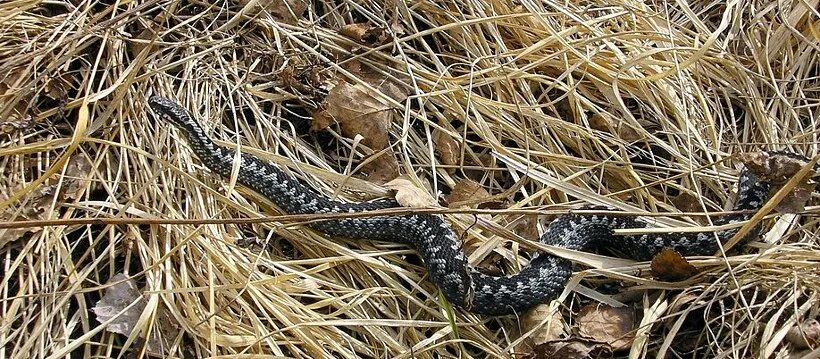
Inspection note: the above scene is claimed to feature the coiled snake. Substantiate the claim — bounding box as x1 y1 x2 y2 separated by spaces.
148 96 813 316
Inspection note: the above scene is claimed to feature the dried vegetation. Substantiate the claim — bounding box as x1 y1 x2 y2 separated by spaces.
1 0 819 358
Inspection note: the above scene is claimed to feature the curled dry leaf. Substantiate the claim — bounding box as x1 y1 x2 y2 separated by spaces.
739 151 818 213
383 177 437 207
650 248 698 281
358 153 400 184
0 76 34 135
786 318 820 349
63 154 93 200
0 182 59 245
617 122 643 142
433 129 460 174
280 57 331 97
43 72 71 100
588 113 641 142
587 113 613 133
339 23 393 45
774 182 816 213
521 304 568 347
576 304 636 351
446 179 491 208
0 116 33 135
0 153 93 246
505 214 540 241
92 273 178 353
315 80 404 150
92 273 147 336
738 151 817 185
671 192 701 214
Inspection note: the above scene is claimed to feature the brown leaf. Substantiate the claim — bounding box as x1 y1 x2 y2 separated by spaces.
577 304 636 351
310 108 336 132
238 0 308 24
433 129 460 174
504 214 540 241
738 152 819 214
383 177 436 207
358 152 400 184
588 113 641 141
43 73 71 101
63 154 94 200
775 182 816 213
0 115 33 135
617 122 642 142
786 318 820 349
339 23 393 45
0 77 33 135
92 273 147 337
671 192 701 214
446 179 490 208
522 304 568 346
738 152 816 185
93 274 179 353
587 113 613 132
317 80 405 150
528 339 609 359
650 248 698 281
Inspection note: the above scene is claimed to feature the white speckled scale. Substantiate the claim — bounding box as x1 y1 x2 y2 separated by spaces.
148 96 804 316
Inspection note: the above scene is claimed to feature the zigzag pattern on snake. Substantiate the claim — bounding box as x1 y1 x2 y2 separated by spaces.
148 95 809 316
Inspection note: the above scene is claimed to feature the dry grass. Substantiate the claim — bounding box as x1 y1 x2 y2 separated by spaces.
1 0 819 358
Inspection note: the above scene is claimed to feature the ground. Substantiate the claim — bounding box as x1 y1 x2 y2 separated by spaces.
1 0 819 358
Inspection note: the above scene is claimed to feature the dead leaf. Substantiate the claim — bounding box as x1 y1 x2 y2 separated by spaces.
671 192 701 214
358 152 400 184
0 115 33 135
93 273 148 337
577 304 636 351
0 76 33 135
587 113 641 142
786 318 820 349
63 154 93 200
383 177 437 207
311 108 336 132
433 129 460 174
464 152 507 183
527 339 609 359
738 152 817 185
238 0 308 24
316 80 405 150
521 304 568 346
339 23 393 45
504 214 540 241
446 179 490 208
775 182 816 213
281 57 330 97
93 273 179 353
588 113 613 132
43 73 71 101
650 248 698 281
617 122 642 142
737 152 818 213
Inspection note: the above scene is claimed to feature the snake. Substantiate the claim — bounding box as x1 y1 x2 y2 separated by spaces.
148 95 813 316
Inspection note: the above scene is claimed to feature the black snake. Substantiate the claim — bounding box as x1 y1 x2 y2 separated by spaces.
148 96 813 316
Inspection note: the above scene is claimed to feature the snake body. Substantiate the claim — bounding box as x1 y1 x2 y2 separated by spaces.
148 96 797 315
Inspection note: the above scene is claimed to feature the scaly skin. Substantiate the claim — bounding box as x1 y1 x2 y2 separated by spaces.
148 95 806 315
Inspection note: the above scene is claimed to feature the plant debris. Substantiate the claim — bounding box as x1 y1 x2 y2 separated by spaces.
2 1 818 358
650 248 699 281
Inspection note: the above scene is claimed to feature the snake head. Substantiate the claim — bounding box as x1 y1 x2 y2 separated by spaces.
148 96 201 134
